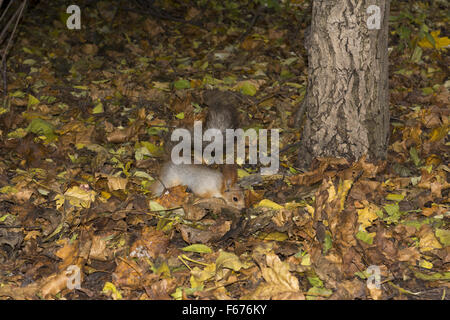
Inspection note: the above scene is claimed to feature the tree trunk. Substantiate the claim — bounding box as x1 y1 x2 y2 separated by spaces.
298 0 390 168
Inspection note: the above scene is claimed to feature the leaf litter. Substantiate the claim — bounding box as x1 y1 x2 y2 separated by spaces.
0 0 448 300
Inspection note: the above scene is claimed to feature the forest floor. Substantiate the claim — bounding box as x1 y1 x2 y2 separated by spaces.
0 0 448 300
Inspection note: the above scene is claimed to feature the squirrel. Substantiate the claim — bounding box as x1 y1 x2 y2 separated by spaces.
151 90 245 210
150 162 245 209
203 90 239 134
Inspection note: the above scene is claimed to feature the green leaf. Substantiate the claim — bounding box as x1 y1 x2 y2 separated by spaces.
414 271 450 281
27 118 56 139
239 82 257 96
383 203 402 223
23 59 36 65
410 46 422 63
386 193 405 202
133 170 154 180
435 229 450 246
10 90 26 98
149 200 166 211
216 251 252 271
307 275 323 288
173 79 191 90
356 230 375 245
421 87 434 95
0 214 13 222
182 244 213 254
28 94 40 107
323 233 332 254
424 31 436 48
175 112 185 119
306 286 332 298
140 141 163 157
147 126 168 135
92 102 104 114
409 147 421 166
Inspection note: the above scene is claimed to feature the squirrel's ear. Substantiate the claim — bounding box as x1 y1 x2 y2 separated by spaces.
222 164 238 189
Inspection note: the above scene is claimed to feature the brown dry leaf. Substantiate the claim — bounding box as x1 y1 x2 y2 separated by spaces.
397 247 420 263
368 286 383 300
14 188 34 202
112 258 154 289
24 230 41 241
290 157 348 186
74 124 95 146
170 94 196 126
434 86 450 106
332 279 366 299
156 185 189 208
179 220 231 244
106 120 144 143
144 279 177 300
81 43 98 55
421 205 438 217
271 208 292 227
183 203 209 221
89 233 114 261
246 253 305 300
143 18 164 37
375 227 399 261
106 127 133 143
40 271 72 298
356 179 383 195
240 37 261 51
55 239 80 270
185 7 200 20
289 168 330 186
193 197 238 214
246 189 265 207
107 176 128 191
418 225 443 252
417 170 450 197
357 203 380 230
0 283 40 300
131 227 170 259
268 28 286 40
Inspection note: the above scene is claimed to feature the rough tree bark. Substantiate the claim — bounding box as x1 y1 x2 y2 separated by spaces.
298 0 390 168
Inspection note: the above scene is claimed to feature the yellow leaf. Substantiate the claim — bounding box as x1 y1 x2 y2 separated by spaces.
54 194 65 209
27 94 39 107
24 230 41 241
189 273 204 290
102 282 122 300
386 193 405 201
258 232 288 241
418 30 450 50
190 264 216 284
64 186 96 208
243 253 305 300
182 244 212 254
101 191 111 200
429 126 447 142
149 200 166 211
237 168 249 178
305 204 315 216
338 179 353 211
255 199 284 210
107 176 128 191
216 251 252 272
419 231 443 252
300 254 311 266
419 260 433 269
357 204 380 230
327 180 337 202
92 102 104 114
